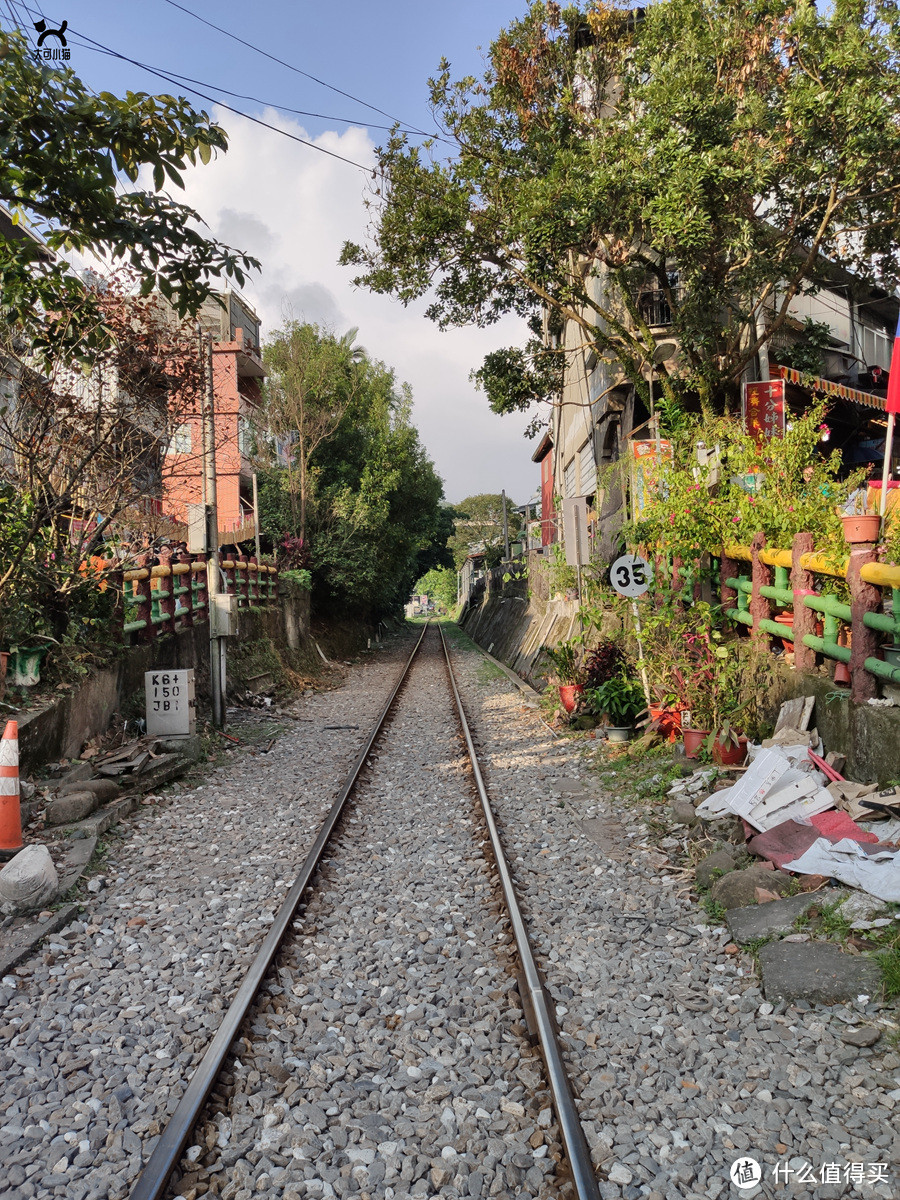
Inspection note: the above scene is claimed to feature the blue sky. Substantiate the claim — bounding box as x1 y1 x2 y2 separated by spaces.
11 0 543 504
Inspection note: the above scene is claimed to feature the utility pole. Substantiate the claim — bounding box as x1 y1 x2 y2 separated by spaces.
252 470 262 565
501 489 510 561
202 332 224 728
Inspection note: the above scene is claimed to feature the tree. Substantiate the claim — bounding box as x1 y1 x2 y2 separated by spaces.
448 494 522 570
414 566 457 610
257 342 449 619
261 322 363 545
0 28 257 363
0 279 206 649
342 0 900 422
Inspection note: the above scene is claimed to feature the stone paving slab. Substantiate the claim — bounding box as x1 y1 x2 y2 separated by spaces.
758 941 883 1004
726 891 848 944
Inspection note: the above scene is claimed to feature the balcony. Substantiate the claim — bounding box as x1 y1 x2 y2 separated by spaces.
637 286 683 328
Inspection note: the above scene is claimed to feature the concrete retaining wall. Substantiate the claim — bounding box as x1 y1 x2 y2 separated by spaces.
17 586 310 771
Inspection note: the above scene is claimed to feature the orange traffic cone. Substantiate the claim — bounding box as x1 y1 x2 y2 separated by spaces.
0 720 23 858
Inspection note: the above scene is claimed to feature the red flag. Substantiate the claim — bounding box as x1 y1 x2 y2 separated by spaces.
887 314 900 414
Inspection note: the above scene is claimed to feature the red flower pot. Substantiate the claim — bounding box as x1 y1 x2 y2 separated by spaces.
649 704 685 742
772 611 794 652
558 684 584 713
713 734 748 766
683 728 710 759
842 514 881 544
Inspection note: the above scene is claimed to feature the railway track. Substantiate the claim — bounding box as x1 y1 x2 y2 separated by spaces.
130 622 600 1200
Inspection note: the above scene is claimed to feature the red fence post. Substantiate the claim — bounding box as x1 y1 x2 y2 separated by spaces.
848 546 881 703
749 532 771 644
238 553 250 607
791 532 817 674
156 547 175 634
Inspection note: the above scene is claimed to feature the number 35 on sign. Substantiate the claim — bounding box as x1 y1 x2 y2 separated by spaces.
609 554 653 598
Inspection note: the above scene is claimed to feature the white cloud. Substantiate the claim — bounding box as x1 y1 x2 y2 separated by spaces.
178 108 540 504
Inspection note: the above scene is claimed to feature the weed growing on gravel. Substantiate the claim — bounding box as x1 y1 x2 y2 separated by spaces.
795 895 852 940
703 895 727 923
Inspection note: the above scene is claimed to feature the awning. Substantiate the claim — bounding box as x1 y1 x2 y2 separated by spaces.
773 364 887 413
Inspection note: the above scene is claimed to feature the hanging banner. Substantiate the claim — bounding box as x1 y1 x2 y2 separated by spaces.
629 438 673 518
743 379 785 442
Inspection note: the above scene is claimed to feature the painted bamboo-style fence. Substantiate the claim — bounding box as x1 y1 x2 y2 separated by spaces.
113 550 279 643
721 532 900 704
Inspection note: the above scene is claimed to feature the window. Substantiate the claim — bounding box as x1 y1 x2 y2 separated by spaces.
238 416 253 457
579 439 597 496
166 423 191 455
861 324 891 372
563 458 576 498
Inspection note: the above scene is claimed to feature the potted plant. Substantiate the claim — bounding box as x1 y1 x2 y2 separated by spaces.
541 640 585 712
841 491 881 544
588 672 646 742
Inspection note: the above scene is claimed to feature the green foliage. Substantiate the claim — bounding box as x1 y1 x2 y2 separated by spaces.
631 402 862 563
586 672 646 725
280 568 312 591
878 947 900 1000
539 639 584 685
548 540 577 595
777 319 835 378
414 567 457 610
447 494 521 569
258 337 448 620
0 29 257 362
471 342 564 419
342 0 900 418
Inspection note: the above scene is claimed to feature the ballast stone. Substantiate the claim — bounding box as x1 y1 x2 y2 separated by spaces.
0 843 58 913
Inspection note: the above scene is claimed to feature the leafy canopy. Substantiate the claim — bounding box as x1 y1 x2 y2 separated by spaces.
343 0 900 419
0 28 258 361
448 493 522 569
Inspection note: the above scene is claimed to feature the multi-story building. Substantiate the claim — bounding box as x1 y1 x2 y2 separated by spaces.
547 262 900 564
161 291 265 538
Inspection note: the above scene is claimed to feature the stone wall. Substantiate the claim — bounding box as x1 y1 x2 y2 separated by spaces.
17 585 311 771
459 552 582 689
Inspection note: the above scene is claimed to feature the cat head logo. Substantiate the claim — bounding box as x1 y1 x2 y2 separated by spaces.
33 18 68 47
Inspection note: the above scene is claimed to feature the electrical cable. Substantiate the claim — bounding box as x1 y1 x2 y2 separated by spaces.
74 45 429 138
65 28 379 175
158 0 436 140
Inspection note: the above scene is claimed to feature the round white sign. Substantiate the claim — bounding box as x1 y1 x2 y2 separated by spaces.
609 554 653 598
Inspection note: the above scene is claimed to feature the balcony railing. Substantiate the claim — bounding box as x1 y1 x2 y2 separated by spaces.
637 286 683 328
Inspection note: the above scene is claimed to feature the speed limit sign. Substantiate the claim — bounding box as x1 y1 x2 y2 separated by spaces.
609 554 653 598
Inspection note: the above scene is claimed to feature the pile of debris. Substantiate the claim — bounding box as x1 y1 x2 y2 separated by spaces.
680 697 900 904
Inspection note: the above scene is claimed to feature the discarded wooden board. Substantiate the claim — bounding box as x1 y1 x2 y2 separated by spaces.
774 696 815 735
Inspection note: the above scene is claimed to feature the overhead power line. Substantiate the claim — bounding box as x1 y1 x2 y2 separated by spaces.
159 0 436 140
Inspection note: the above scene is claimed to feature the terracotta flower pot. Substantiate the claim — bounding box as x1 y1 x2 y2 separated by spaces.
558 684 584 713
713 734 748 766
683 728 710 759
649 704 684 742
772 611 794 652
841 513 881 544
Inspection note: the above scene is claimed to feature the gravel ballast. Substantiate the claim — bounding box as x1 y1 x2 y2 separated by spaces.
1 623 898 1200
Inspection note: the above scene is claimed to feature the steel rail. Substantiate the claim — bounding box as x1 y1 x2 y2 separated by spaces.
129 622 430 1200
437 623 602 1200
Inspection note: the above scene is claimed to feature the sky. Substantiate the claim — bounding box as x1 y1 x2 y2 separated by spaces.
7 0 544 505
